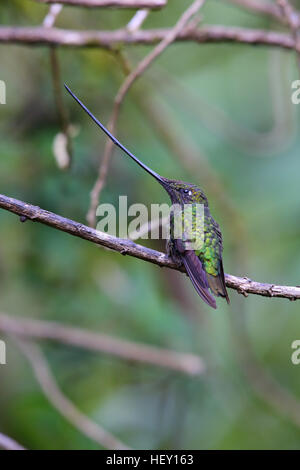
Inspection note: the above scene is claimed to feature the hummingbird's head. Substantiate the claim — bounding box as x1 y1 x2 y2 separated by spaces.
160 178 209 206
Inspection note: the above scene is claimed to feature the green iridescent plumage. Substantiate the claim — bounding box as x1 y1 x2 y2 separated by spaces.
162 179 229 308
65 85 229 309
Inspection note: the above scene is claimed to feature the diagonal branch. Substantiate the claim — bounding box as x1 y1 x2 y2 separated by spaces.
277 0 300 70
127 9 150 33
0 432 26 451
42 4 73 169
277 0 300 29
0 193 300 301
42 4 63 27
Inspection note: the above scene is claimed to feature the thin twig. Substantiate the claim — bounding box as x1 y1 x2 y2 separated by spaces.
127 9 150 33
0 193 300 300
0 432 26 451
42 4 63 27
0 314 205 375
16 339 130 450
277 0 299 29
87 0 207 227
277 0 300 70
49 48 73 168
43 5 73 169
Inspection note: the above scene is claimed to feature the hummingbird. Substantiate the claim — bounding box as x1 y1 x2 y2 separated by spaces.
65 84 229 309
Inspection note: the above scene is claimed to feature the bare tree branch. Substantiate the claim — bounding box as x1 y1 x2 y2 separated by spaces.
277 0 300 69
42 4 73 169
0 193 175 266
0 432 26 451
49 49 73 169
0 314 206 375
34 0 166 8
277 0 299 29
0 193 300 301
42 4 63 27
127 9 150 33
0 25 295 50
87 0 207 227
16 339 130 450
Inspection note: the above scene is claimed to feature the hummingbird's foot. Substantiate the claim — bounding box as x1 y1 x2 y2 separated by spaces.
166 239 183 266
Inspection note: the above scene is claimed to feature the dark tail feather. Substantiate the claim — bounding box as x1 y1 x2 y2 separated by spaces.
182 251 217 309
207 260 230 304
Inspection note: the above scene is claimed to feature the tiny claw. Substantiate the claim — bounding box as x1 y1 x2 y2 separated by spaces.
19 215 28 223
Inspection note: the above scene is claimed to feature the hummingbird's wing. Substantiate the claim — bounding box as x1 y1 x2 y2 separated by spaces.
204 220 230 304
206 261 230 304
176 239 217 309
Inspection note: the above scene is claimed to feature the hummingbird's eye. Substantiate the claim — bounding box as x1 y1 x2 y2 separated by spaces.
183 189 189 194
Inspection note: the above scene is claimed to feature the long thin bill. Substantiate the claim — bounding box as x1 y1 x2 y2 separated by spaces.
65 84 164 183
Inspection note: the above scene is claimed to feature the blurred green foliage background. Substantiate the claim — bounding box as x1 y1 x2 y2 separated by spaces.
1 0 300 450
